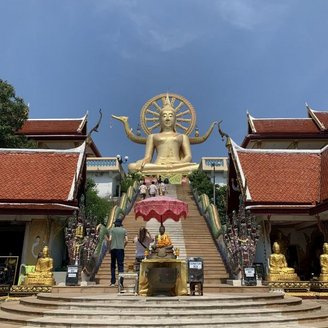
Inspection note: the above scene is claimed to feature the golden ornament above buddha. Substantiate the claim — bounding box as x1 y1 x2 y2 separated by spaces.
112 93 217 175
24 246 55 286
267 242 299 282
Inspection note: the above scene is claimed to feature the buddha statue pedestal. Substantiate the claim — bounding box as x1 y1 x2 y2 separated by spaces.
266 272 300 282
24 274 55 286
148 246 176 260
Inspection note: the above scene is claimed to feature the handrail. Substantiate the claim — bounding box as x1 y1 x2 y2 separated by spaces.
190 187 233 279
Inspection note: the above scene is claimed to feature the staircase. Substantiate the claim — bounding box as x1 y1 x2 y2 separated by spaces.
1 292 328 327
96 183 229 289
176 184 229 286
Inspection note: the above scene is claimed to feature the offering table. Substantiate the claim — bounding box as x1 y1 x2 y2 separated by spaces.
138 258 188 296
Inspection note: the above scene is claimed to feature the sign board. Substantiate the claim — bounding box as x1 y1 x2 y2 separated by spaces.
243 266 257 286
65 265 79 286
189 261 202 270
188 257 204 283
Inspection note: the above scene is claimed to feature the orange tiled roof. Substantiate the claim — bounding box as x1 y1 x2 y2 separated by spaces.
251 118 319 134
320 147 328 201
231 139 325 204
237 151 320 203
0 146 84 203
18 118 85 135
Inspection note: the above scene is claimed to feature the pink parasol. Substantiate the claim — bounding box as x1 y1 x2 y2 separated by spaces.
134 196 188 223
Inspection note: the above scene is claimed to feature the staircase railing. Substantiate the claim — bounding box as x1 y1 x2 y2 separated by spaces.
90 181 140 281
190 187 233 279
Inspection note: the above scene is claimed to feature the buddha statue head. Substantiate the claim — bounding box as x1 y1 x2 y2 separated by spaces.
159 224 165 236
160 95 176 132
324 242 328 254
272 242 281 254
42 246 50 258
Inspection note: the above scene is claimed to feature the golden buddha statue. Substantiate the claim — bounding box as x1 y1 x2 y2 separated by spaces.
319 242 328 281
150 225 174 259
267 242 299 281
128 95 199 174
24 246 55 286
155 225 172 248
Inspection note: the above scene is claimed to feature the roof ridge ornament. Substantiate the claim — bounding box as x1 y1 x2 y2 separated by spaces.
218 120 231 148
86 109 103 145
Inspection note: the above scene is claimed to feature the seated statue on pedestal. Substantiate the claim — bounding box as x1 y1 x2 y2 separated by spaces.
319 242 328 281
150 225 175 259
24 246 55 286
267 242 299 281
128 95 199 175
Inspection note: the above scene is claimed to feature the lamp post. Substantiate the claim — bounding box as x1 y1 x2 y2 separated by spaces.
116 154 128 198
211 161 216 206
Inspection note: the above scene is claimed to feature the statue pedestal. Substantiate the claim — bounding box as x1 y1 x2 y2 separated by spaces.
267 281 310 292
24 276 55 286
266 273 299 282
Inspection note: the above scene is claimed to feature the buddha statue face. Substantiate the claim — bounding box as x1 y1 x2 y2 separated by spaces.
324 243 328 254
42 246 49 258
159 225 165 236
272 242 280 254
160 97 176 132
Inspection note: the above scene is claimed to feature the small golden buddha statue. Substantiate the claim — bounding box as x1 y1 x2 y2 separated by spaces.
319 242 328 281
155 225 172 248
24 246 55 286
267 242 299 281
150 225 174 258
128 95 199 174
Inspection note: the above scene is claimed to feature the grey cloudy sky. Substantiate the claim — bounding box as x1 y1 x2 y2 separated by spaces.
1 0 328 164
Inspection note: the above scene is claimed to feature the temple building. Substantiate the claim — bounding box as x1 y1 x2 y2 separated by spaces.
226 105 328 280
0 144 86 274
18 115 122 199
17 114 101 157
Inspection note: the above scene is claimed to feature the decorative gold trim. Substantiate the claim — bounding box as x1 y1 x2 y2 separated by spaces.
267 281 310 291
10 285 52 294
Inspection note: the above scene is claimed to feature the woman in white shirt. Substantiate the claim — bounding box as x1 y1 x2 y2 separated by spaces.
134 227 154 272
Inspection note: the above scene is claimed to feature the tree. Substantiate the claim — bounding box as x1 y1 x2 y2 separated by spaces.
121 172 143 194
85 178 114 225
0 79 34 148
188 170 213 197
189 169 227 224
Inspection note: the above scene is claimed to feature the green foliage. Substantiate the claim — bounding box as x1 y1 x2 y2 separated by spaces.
0 79 34 148
121 172 142 193
85 178 114 225
188 170 213 197
189 170 227 224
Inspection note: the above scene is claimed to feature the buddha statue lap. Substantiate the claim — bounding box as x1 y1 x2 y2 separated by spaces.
24 246 55 286
128 95 199 175
319 242 328 281
267 242 299 282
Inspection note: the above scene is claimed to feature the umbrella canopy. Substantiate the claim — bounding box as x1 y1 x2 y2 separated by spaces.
134 196 188 223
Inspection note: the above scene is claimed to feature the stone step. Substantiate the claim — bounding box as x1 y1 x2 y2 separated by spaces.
0 300 321 319
0 293 328 328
